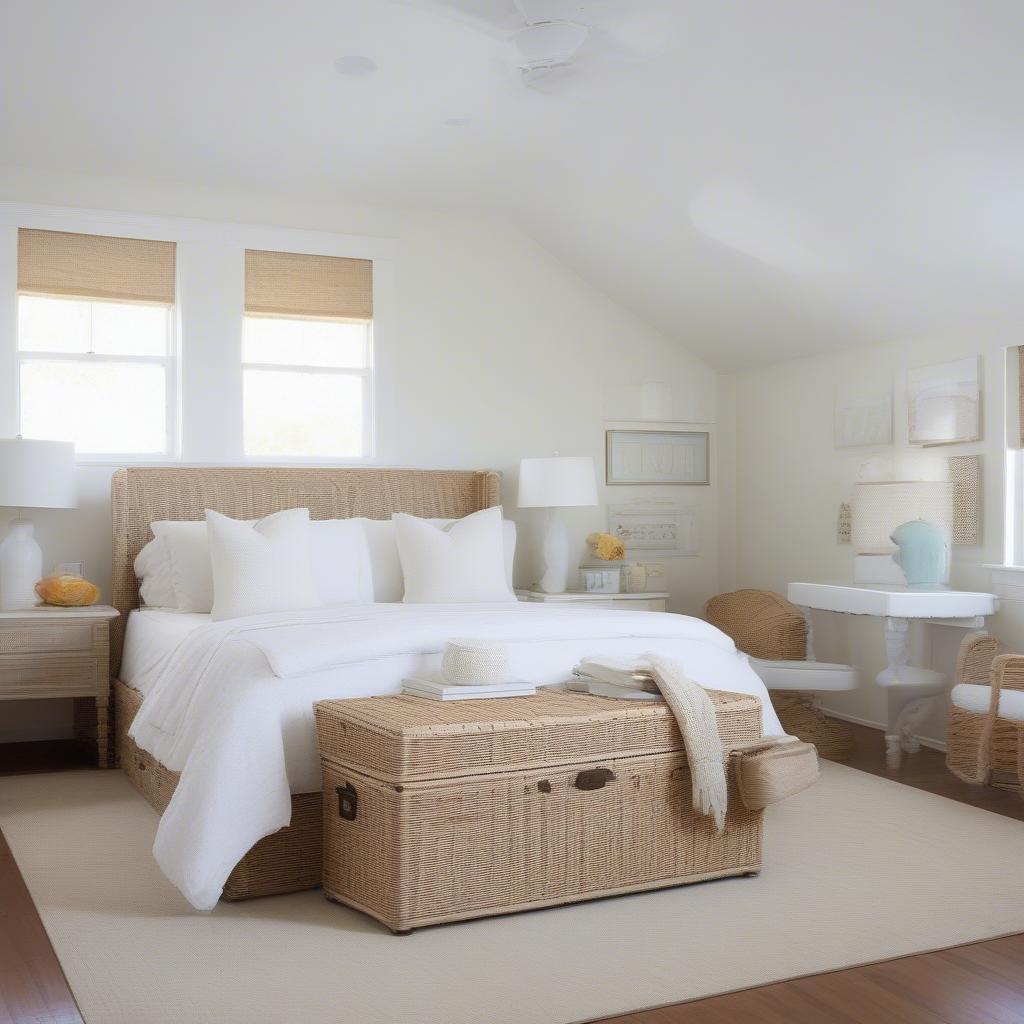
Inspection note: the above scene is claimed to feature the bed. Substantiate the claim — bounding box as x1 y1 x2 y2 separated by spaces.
111 466 783 911
111 466 502 901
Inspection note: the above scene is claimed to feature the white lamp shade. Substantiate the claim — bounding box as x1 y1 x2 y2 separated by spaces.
0 438 77 509
517 456 598 508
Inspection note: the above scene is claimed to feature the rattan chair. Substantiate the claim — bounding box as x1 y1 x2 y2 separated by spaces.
947 632 1024 793
705 589 857 760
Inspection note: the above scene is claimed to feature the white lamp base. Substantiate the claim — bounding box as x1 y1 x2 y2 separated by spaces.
0 518 43 610
537 512 570 594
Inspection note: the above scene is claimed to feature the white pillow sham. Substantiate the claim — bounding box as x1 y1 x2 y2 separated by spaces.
207 508 323 622
394 506 516 604
134 515 374 612
362 516 516 602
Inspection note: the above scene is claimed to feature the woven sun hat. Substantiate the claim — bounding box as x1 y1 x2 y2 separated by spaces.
440 639 513 686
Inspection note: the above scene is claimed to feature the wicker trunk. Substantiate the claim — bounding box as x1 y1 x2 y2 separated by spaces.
315 689 764 933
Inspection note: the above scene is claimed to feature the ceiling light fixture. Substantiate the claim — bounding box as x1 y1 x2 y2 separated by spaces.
333 55 378 77
443 117 473 127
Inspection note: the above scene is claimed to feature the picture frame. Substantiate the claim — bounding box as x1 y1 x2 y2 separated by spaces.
907 356 982 446
605 429 710 485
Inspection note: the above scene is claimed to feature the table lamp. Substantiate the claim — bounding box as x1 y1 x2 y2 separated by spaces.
0 437 77 609
517 456 598 594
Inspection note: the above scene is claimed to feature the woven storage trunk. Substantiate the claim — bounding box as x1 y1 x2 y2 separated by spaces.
315 689 763 933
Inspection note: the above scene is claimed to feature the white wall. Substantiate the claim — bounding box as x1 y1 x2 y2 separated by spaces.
734 330 1021 747
0 169 725 741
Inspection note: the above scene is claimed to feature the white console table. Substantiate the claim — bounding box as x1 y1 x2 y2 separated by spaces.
787 582 998 770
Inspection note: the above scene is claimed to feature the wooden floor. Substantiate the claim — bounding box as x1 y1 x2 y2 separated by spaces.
0 725 1021 1024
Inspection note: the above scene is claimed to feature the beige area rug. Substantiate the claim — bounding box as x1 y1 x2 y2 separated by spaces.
2 763 1023 1024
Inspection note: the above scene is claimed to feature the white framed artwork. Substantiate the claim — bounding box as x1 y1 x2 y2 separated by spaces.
605 430 709 485
908 356 981 446
834 386 893 448
608 500 700 556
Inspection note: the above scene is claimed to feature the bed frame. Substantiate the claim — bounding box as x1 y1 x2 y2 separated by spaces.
110 466 501 901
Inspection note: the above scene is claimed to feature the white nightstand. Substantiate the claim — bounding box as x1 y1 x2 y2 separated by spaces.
515 590 669 613
0 604 119 766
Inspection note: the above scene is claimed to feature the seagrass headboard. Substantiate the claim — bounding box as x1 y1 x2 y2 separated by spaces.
109 466 501 675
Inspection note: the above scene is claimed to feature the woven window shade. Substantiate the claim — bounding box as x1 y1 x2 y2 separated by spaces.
245 249 372 320
18 228 176 304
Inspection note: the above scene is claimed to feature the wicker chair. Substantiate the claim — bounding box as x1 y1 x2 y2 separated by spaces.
947 632 1024 793
705 589 857 761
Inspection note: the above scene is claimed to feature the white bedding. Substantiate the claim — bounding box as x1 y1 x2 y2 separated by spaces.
120 609 211 690
127 603 784 911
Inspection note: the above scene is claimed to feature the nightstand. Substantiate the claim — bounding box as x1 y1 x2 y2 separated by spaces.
0 605 119 767
515 590 669 612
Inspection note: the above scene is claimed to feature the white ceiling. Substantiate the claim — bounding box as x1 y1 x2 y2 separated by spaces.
2 0 1023 369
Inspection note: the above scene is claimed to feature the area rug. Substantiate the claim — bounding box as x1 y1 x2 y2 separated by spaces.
2 762 1023 1024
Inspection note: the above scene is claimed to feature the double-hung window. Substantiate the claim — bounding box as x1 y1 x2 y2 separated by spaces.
243 249 373 459
16 229 177 457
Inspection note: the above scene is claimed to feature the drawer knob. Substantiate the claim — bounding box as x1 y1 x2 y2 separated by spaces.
574 768 614 791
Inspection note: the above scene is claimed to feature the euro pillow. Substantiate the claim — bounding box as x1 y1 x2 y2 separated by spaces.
134 516 374 611
394 506 516 604
207 508 323 621
361 516 516 602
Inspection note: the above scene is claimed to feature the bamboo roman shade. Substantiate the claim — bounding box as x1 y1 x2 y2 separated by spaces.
17 228 176 305
245 249 373 320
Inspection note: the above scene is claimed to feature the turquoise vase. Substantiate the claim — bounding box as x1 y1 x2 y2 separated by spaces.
890 519 948 588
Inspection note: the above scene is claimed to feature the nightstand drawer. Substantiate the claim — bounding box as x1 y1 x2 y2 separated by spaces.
0 620 100 655
0 655 102 698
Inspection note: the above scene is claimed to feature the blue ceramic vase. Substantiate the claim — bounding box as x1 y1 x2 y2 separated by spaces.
890 519 948 588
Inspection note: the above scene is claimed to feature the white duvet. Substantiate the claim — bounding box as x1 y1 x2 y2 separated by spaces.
128 603 783 910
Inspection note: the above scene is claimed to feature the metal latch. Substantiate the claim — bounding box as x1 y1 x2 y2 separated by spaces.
336 783 358 820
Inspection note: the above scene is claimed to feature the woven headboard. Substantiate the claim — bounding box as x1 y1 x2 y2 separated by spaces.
109 466 501 676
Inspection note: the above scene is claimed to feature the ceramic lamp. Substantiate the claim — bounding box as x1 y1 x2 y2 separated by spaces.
517 456 598 594
0 437 77 609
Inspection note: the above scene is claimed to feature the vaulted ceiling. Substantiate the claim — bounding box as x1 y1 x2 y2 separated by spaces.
2 1 1022 369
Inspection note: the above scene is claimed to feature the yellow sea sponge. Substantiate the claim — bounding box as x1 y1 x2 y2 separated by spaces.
35 574 100 607
586 532 625 561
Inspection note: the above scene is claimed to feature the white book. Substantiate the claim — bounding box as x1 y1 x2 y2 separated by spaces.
402 677 536 701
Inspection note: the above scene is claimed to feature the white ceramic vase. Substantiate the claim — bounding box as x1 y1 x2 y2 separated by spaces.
0 518 43 609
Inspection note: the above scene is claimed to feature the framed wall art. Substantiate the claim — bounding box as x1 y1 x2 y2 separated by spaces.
605 429 710 485
908 356 981 446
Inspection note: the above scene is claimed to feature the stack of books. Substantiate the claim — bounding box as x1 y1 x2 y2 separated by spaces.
402 676 536 701
568 660 664 701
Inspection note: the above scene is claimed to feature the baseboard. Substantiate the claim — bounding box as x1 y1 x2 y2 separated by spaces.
819 707 947 754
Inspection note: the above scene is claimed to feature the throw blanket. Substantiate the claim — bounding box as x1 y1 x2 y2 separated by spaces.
646 655 727 831
575 655 727 830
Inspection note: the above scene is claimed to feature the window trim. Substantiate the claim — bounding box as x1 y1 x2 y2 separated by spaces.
15 294 180 461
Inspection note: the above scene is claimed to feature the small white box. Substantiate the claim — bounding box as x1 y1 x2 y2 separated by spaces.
580 565 622 594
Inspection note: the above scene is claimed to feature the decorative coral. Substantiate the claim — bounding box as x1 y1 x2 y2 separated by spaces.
35 574 99 607
586 532 625 561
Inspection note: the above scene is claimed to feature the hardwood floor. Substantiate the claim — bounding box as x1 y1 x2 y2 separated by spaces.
0 723 1021 1024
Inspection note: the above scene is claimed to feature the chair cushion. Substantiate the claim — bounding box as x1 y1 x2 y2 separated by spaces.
749 658 859 693
951 682 1024 721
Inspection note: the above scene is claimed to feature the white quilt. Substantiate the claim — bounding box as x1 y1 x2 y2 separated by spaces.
128 603 783 910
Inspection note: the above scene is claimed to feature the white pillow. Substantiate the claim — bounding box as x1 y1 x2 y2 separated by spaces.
152 520 219 612
135 517 374 611
310 519 374 605
207 508 323 622
394 506 516 604
361 516 516 602
133 536 177 609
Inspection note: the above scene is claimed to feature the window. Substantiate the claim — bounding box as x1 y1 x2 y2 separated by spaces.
16 229 177 457
242 316 372 458
243 249 373 459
